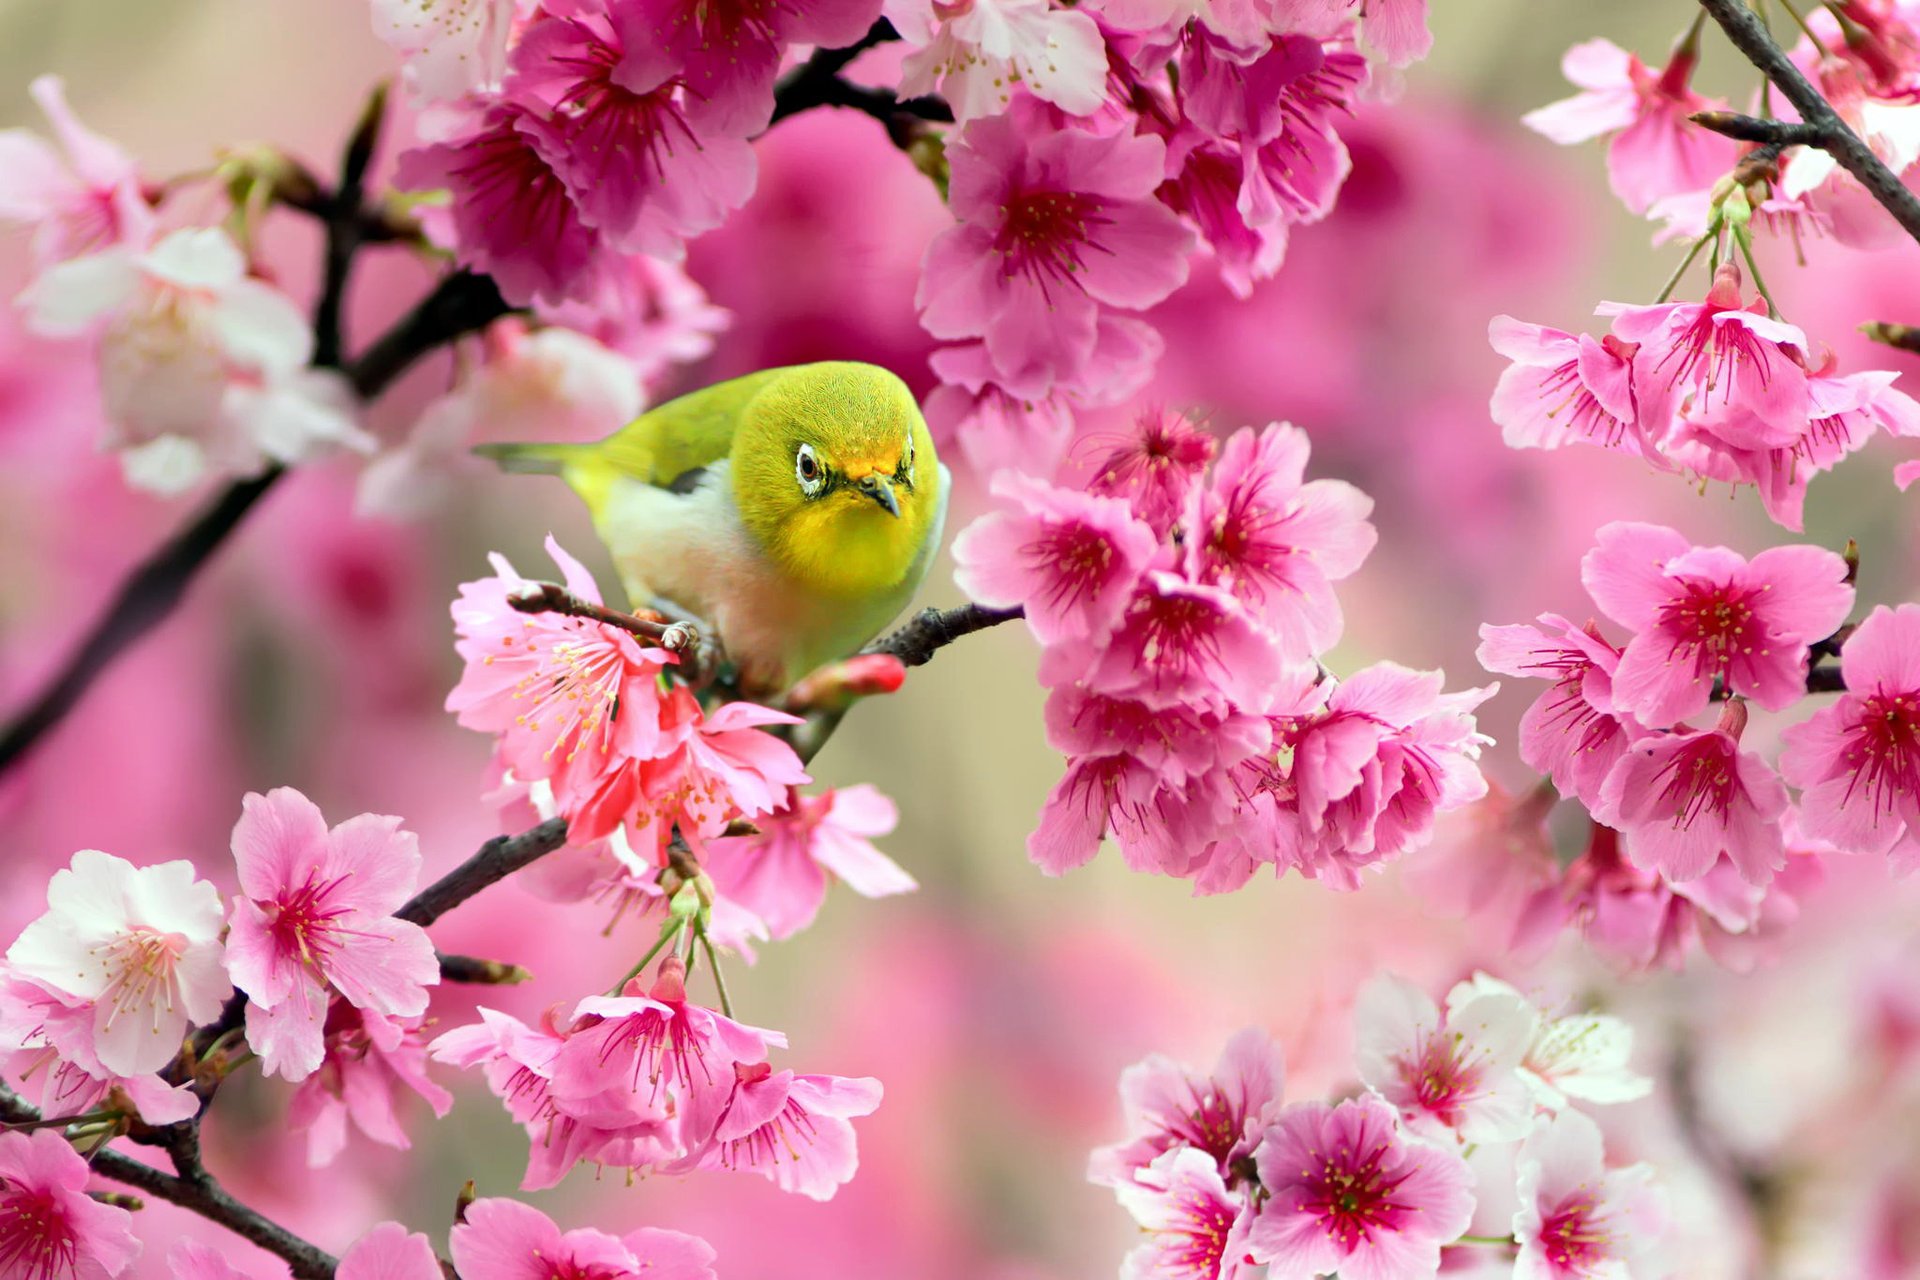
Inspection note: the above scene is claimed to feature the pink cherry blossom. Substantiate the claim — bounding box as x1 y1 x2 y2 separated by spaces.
1445 975 1650 1110
554 957 784 1145
1781 604 1920 868
1089 1026 1284 1188
1180 29 1364 156
678 1062 882 1201
371 0 518 104
0 1128 140 1279
450 1197 716 1280
338 1221 444 1280
1082 406 1219 537
0 75 153 264
1522 36 1738 212
1026 751 1164 875
0 970 199 1126
1181 423 1376 655
534 253 729 383
1044 685 1271 788
1580 520 1853 725
917 105 1193 396
1595 704 1791 885
1487 316 1665 461
895 0 1109 122
703 785 914 940
923 350 1077 479
224 788 438 1082
1113 1147 1256 1280
1475 614 1642 808
1353 972 1536 1145
287 1006 453 1168
506 3 758 257
6 850 229 1078
1049 572 1289 712
1599 264 1811 438
951 472 1160 646
1158 128 1291 300
1514 1110 1667 1280
637 0 882 135
1357 0 1429 67
1248 1095 1473 1280
447 535 675 786
18 226 368 494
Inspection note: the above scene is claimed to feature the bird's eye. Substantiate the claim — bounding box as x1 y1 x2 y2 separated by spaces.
796 443 825 496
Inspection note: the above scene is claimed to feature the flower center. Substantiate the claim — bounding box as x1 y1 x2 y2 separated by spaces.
1659 579 1761 677
269 872 357 969
1651 735 1736 830
1847 691 1920 818
1300 1141 1411 1248
1025 525 1115 612
0 1183 78 1279
512 626 626 765
994 190 1105 299
92 926 185 1028
1539 1196 1613 1273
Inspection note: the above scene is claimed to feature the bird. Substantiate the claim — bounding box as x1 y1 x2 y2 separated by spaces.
478 360 949 697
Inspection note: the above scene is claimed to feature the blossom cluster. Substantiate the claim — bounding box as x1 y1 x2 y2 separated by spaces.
1464 521 1920 971
953 410 1495 894
1093 972 1663 1280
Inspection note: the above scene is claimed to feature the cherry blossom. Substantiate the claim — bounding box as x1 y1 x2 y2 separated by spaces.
1475 614 1642 808
1082 406 1219 538
337 1222 444 1280
224 788 439 1082
1513 1110 1667 1280
1247 1095 1473 1280
449 1197 716 1280
1445 975 1650 1110
370 0 518 104
703 785 914 940
1089 1026 1285 1187
1487 316 1663 461
636 0 883 135
894 0 1109 122
1112 1147 1256 1280
0 969 199 1126
0 1129 140 1279
1781 603 1920 869
0 75 153 265
1580 521 1853 726
286 1006 453 1168
1353 972 1535 1145
1049 572 1290 712
6 850 229 1078
676 1063 883 1201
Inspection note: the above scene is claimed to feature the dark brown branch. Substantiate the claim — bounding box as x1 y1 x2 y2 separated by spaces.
1806 663 1846 693
863 603 1025 667
507 582 695 648
0 1084 339 1280
767 18 953 143
312 82 389 369
396 817 571 929
1698 0 1920 244
1690 110 1826 148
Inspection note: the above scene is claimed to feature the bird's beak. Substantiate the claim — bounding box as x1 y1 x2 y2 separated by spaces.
855 473 900 518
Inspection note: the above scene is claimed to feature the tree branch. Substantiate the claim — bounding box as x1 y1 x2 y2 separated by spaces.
396 817 571 929
0 1084 339 1280
312 82 389 370
863 603 1025 667
766 18 953 141
1697 0 1920 244
1689 110 1826 148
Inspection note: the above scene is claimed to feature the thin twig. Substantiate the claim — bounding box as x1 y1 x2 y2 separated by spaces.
395 817 571 928
766 18 953 143
312 82 389 369
1862 320 1920 353
1690 110 1827 147
1698 0 1920 243
863 603 1025 666
507 582 696 649
437 952 532 984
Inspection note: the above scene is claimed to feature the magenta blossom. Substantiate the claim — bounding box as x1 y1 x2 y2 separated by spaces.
1082 406 1219 537
678 1062 883 1201
1522 36 1737 212
0 1128 140 1279
1043 686 1271 788
1599 264 1810 437
1089 1026 1284 1188
225 788 438 1082
0 75 153 265
1476 614 1642 808
1580 520 1853 726
917 105 1194 396
1488 316 1664 461
1514 1110 1667 1280
1113 1148 1257 1280
286 1005 453 1168
1595 704 1791 885
1781 604 1920 869
640 0 881 133
1248 1095 1473 1280
952 472 1160 647
703 785 914 940
1353 973 1536 1145
450 1197 716 1280
1181 423 1376 656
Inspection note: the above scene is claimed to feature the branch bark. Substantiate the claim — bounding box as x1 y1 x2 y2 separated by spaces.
766 18 953 142
396 817 572 928
1697 0 1920 244
863 603 1025 666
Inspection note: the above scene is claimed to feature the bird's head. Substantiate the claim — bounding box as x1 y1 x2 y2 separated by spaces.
731 362 942 600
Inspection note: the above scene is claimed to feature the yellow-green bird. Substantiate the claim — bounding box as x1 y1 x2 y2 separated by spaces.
480 361 948 697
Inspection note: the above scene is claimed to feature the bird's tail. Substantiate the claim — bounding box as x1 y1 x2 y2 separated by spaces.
473 441 590 475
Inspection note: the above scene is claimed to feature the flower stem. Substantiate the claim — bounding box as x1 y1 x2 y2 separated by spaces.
609 920 684 995
1735 228 1785 318
1655 229 1716 303
1456 1234 1517 1246
697 925 735 1019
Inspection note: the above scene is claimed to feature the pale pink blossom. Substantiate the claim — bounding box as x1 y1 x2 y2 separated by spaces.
1475 614 1642 808
6 851 228 1077
0 1128 140 1279
225 788 438 1082
535 253 729 382
1353 972 1535 1145
1182 423 1376 655
1444 975 1650 1110
951 472 1160 646
287 1006 453 1168
1248 1095 1473 1280
371 0 519 104
0 75 153 264
1514 1110 1667 1280
703 785 913 940
1781 603 1920 869
1357 0 1429 67
923 352 1076 479
1113 1147 1257 1280
1523 37 1737 212
338 1221 444 1280
1595 705 1791 885
677 1062 882 1201
894 0 1109 121
1089 1026 1284 1188
1082 406 1218 537
1026 751 1164 875
18 226 369 493
1580 520 1853 726
450 1197 716 1280
0 970 199 1125
918 106 1193 396
1487 316 1664 461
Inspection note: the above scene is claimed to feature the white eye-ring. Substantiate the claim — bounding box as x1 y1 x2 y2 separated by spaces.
795 443 826 497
